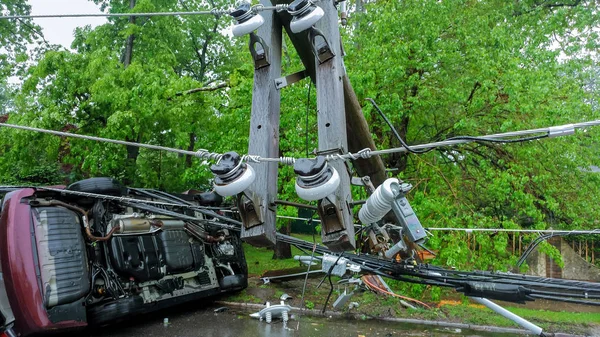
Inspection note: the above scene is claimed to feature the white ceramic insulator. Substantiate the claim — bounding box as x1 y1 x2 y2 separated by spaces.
282 310 289 323
290 6 324 33
214 164 256 197
265 312 272 324
358 178 399 225
295 166 340 201
232 14 265 37
340 1 347 14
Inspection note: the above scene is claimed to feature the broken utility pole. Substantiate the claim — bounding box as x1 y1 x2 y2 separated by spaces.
237 0 386 251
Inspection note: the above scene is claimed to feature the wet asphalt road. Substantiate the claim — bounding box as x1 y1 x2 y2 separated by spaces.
78 302 517 337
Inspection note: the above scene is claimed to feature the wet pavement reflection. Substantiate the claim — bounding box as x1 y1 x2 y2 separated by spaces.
83 303 519 337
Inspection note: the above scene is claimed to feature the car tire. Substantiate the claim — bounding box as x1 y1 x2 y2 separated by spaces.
67 177 125 195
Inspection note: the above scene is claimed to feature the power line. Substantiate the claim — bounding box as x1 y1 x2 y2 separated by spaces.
0 4 289 20
425 227 600 234
0 120 599 165
0 10 228 20
0 122 203 156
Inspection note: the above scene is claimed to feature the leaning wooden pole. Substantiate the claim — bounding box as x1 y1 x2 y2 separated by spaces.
275 1 387 189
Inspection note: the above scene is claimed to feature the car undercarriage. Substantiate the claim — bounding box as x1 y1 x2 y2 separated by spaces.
0 178 247 336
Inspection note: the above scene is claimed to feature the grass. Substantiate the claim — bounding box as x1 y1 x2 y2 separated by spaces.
437 303 599 333
243 233 321 276
507 307 600 325
224 289 263 304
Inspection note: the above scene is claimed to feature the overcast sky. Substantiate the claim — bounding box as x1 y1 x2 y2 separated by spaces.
29 0 106 48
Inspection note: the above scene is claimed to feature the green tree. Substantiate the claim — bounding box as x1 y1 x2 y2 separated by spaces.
0 0 47 79
2 0 600 272
3 0 249 190
345 0 600 269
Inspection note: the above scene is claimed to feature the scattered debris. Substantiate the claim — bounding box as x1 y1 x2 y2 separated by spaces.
280 293 293 301
261 270 323 284
213 306 228 313
332 289 354 310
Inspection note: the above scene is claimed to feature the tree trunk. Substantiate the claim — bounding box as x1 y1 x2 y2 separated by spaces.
123 0 136 67
122 0 138 185
185 132 196 167
272 222 292 259
343 76 387 187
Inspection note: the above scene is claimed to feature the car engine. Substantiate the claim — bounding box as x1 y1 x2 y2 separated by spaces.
27 181 247 326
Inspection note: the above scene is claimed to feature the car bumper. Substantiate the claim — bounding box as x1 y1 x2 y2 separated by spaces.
0 189 86 336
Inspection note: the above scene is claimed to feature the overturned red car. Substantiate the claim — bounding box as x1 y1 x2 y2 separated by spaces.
0 178 247 336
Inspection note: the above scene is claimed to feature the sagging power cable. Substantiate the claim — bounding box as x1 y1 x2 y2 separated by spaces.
0 119 597 165
366 98 549 153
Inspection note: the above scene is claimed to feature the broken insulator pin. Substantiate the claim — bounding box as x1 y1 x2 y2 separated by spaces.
358 178 399 225
287 0 324 33
384 237 408 259
229 1 265 37
210 151 256 196
294 156 340 201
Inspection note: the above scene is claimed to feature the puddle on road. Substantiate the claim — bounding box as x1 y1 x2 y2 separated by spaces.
85 305 522 337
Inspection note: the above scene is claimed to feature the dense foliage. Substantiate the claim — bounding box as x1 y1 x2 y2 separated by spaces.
0 0 598 270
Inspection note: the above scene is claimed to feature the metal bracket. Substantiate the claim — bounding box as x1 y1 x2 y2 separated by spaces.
332 289 354 310
237 192 264 229
351 175 378 195
321 254 348 276
249 32 270 69
307 27 335 64
317 194 345 235
274 69 308 90
350 177 364 186
316 147 345 156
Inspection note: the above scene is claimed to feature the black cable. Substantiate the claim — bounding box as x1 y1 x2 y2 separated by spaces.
517 232 571 267
530 289 600 300
322 270 335 313
321 253 344 313
529 294 600 306
366 98 432 154
366 98 550 154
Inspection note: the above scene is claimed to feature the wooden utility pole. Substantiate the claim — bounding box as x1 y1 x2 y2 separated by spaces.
309 0 355 250
239 0 282 247
241 0 386 251
274 1 387 188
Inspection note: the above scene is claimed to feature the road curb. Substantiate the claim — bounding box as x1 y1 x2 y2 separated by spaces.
215 301 576 336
